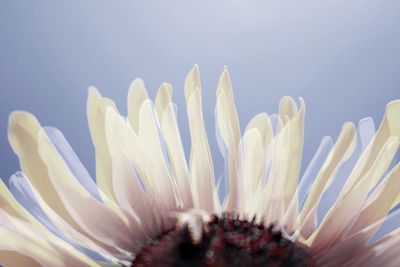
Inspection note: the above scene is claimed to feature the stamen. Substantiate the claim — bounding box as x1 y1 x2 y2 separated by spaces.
132 214 318 267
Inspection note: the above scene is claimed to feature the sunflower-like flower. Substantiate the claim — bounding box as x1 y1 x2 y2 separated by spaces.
1 66 400 267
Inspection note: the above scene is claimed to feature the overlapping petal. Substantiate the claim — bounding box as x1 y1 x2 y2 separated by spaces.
1 67 399 266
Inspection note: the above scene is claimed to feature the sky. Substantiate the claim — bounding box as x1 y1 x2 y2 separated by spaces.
1 0 400 184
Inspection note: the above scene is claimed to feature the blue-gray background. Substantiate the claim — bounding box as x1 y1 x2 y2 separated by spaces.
1 0 400 183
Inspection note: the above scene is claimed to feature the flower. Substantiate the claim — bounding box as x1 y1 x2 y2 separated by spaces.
1 65 400 267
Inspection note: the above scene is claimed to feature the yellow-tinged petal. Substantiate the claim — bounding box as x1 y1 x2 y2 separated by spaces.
348 160 400 237
185 66 219 213
37 129 137 251
299 122 356 238
215 67 241 211
245 113 273 151
279 96 297 125
216 66 241 144
307 137 399 252
155 84 193 208
127 79 149 133
238 128 265 214
342 100 400 195
155 82 173 125
8 111 83 231
0 210 101 267
0 179 35 223
87 87 117 202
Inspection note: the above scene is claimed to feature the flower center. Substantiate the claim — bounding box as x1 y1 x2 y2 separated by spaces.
132 214 317 267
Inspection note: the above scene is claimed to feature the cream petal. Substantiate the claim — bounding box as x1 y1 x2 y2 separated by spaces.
299 122 356 239
127 78 149 133
269 113 282 135
155 83 193 209
307 137 399 253
87 87 117 202
3 68 400 266
9 112 136 255
155 82 173 125
216 66 241 144
215 109 230 203
238 128 265 215
245 113 273 152
137 99 181 211
298 136 334 212
160 106 194 208
261 98 304 227
107 131 156 237
341 100 400 196
9 172 116 263
280 98 305 230
37 128 137 251
320 204 400 266
8 111 82 230
106 103 179 215
262 123 289 224
44 127 102 201
1 177 102 266
104 109 150 195
105 108 160 236
90 91 165 240
14 171 125 258
346 161 400 238
0 210 100 267
278 96 297 124
216 91 240 210
316 118 375 226
242 113 273 217
185 66 219 213
281 137 333 236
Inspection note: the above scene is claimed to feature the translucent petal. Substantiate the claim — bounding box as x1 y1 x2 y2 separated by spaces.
9 172 113 263
44 127 102 202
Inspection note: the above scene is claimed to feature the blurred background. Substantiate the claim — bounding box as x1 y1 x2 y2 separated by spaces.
1 0 400 182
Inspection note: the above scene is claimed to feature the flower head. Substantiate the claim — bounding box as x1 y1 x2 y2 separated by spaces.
1 66 400 266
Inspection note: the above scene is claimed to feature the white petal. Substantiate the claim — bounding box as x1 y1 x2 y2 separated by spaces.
216 91 240 210
215 67 241 211
299 122 356 239
155 84 193 208
237 128 265 215
185 66 219 213
127 79 149 133
347 161 400 237
137 100 182 211
105 107 160 236
37 126 138 251
279 96 297 124
0 210 100 267
316 118 375 226
9 172 117 263
87 87 117 202
307 137 399 253
44 127 102 201
341 100 400 195
8 111 82 229
262 98 304 227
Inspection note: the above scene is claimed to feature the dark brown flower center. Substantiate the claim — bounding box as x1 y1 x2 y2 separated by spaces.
132 214 317 267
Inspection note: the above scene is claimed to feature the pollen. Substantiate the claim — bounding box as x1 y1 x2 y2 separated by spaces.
132 214 317 267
